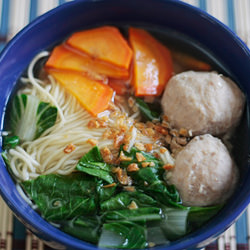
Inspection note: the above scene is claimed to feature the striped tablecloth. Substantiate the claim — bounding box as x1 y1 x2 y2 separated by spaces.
0 0 249 249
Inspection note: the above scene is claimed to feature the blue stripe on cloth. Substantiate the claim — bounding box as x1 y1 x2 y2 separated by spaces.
0 0 9 36
236 211 248 244
227 0 236 32
199 0 207 11
29 0 38 22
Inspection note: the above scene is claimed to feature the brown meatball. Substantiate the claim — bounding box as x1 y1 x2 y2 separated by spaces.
166 134 238 206
161 71 245 136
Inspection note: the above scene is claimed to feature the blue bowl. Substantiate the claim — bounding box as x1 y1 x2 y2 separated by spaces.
0 0 249 249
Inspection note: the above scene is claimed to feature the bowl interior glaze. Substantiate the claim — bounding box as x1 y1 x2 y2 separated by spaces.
0 1 250 249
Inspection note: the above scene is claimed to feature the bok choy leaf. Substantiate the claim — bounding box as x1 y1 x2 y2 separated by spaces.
160 207 189 241
135 98 160 122
136 167 181 206
19 145 222 247
10 94 57 141
79 145 103 162
61 215 101 244
119 146 162 169
188 205 223 231
2 135 20 150
96 180 117 202
76 146 114 184
99 221 147 249
102 207 162 222
100 191 157 211
118 146 181 206
22 173 97 221
147 226 169 246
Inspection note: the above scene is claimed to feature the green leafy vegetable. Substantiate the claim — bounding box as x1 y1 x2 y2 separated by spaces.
2 135 20 150
135 167 181 206
160 207 189 240
99 221 147 249
76 146 114 184
135 98 160 122
119 146 181 207
133 166 159 185
119 146 162 169
18 146 222 248
100 191 157 211
61 216 101 244
22 173 96 221
102 207 162 222
188 205 223 231
10 94 57 141
147 226 169 246
96 180 117 202
77 163 113 184
36 102 58 138
79 146 103 162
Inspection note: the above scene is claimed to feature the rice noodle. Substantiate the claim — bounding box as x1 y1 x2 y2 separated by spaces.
26 51 65 124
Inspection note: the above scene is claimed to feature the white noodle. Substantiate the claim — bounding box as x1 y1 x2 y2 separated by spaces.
126 126 137 152
16 184 34 206
27 51 65 124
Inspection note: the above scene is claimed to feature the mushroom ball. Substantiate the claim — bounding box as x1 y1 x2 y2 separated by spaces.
166 134 238 206
161 71 245 136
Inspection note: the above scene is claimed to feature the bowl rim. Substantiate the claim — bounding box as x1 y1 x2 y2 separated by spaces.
0 0 250 249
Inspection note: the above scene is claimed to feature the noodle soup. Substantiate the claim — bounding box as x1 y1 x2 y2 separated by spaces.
1 26 244 248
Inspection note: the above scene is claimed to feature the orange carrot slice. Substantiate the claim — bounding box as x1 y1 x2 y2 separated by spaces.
129 27 173 96
47 70 114 116
108 79 130 95
66 26 133 70
45 44 130 79
108 63 133 95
